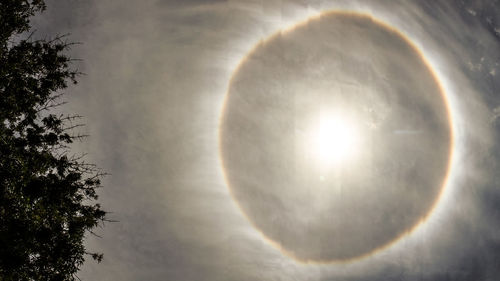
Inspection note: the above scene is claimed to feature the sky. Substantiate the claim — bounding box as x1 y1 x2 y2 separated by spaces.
33 0 500 280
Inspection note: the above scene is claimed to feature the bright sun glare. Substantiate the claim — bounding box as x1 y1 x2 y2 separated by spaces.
311 113 359 165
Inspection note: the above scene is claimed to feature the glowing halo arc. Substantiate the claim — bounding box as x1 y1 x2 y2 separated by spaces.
218 10 456 264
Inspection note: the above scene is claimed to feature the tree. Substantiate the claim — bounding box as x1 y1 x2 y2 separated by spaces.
0 1 106 280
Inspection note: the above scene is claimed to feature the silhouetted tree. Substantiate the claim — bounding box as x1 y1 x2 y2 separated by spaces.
0 1 106 280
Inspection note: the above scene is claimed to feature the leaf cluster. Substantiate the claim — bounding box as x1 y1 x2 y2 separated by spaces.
0 1 106 280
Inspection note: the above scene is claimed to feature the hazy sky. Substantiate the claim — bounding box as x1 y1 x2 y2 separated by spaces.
33 0 500 280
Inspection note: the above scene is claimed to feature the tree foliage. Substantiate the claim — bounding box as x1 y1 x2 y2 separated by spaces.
0 1 106 280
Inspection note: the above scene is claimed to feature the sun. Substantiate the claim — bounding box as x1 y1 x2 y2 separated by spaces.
311 112 359 165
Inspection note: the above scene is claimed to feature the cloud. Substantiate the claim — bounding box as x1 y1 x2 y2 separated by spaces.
31 0 500 280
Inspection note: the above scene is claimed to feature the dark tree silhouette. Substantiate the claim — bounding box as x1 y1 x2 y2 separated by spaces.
0 1 106 280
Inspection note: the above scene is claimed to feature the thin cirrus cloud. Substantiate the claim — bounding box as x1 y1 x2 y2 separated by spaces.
31 0 500 280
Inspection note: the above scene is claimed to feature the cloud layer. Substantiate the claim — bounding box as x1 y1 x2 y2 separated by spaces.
33 0 500 280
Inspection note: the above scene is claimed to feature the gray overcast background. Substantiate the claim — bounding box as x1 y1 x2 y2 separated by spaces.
32 0 500 280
